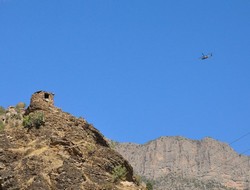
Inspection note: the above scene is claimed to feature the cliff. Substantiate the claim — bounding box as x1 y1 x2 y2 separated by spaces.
115 136 250 190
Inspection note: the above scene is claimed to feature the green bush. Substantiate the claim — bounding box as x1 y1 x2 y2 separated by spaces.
15 102 26 114
86 144 96 156
15 102 26 109
0 121 4 131
134 174 142 186
109 140 117 149
146 181 153 190
111 165 127 183
0 106 5 115
23 112 45 129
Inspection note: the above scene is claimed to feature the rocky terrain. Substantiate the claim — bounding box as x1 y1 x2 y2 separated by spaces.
0 91 145 190
114 136 250 190
1 91 249 190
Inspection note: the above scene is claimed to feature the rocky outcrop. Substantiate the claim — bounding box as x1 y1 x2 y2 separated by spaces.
115 137 250 190
0 91 145 190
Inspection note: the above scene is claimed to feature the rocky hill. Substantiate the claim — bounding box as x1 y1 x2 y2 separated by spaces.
114 136 250 190
0 91 145 190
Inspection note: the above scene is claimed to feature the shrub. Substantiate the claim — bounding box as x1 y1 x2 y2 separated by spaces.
86 144 96 156
109 140 117 149
146 181 153 190
15 102 26 109
23 112 45 129
15 102 26 114
111 165 127 183
0 106 5 115
0 121 4 131
134 174 142 186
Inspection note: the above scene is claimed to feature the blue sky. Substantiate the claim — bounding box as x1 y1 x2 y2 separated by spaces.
1 0 250 155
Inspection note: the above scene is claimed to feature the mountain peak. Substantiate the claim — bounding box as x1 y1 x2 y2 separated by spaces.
0 91 145 190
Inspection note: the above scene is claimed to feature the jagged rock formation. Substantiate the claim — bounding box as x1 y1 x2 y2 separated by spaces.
0 91 145 190
114 136 250 190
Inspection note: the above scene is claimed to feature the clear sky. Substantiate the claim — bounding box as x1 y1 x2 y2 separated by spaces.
1 0 250 155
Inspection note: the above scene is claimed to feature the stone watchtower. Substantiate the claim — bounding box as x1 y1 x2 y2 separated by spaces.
28 91 55 111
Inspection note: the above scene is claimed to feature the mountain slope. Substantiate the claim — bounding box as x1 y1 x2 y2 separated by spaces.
0 91 145 190
114 136 250 190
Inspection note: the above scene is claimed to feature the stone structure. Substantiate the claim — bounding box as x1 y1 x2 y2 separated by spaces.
27 91 55 112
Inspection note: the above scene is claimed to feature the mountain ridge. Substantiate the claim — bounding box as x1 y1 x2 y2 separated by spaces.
0 91 145 190
114 136 250 190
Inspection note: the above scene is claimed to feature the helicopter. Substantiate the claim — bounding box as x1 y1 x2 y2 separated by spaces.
200 53 212 60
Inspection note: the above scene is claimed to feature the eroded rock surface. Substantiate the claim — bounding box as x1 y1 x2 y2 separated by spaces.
0 91 144 190
115 137 250 190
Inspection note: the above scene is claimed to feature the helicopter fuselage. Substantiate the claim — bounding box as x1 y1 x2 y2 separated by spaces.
200 53 212 60
201 56 209 60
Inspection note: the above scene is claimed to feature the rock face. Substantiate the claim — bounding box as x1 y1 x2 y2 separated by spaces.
0 91 145 190
115 137 250 190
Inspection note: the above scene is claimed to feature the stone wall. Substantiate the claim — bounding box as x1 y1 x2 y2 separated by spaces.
28 91 55 111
